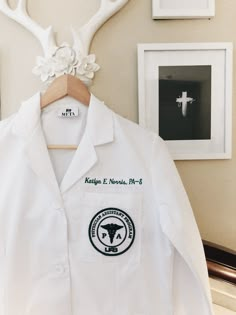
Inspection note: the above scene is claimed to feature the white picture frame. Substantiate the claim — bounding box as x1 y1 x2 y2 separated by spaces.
152 0 215 19
137 43 233 160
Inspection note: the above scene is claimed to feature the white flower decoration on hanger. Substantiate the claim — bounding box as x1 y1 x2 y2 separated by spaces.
32 44 100 86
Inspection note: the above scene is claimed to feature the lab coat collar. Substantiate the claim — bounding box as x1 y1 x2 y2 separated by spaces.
12 91 114 202
13 91 114 146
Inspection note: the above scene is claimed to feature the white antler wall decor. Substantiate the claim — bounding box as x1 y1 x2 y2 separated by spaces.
0 0 129 85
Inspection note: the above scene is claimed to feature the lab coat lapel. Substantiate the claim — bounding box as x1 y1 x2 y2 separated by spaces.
12 92 63 204
13 92 114 196
60 94 114 193
59 132 97 193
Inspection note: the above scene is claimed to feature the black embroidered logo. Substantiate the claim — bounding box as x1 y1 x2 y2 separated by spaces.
88 208 135 256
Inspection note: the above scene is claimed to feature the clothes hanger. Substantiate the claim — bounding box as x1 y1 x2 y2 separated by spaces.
40 74 91 150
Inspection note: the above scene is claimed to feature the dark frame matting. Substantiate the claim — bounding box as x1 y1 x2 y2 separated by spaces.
159 65 212 141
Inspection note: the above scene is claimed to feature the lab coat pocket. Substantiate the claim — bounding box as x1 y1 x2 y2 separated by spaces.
68 191 143 265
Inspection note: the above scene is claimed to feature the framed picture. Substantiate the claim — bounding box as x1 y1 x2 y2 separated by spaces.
138 43 233 160
152 0 215 19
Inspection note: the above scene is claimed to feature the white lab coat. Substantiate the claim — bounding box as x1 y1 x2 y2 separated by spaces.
0 92 213 315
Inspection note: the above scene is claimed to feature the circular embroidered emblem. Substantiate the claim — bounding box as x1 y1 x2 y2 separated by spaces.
88 208 135 256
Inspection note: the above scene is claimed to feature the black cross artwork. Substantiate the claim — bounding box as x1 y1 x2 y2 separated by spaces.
101 224 124 244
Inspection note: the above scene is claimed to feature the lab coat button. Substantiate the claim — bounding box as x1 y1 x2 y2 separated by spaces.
52 202 64 210
53 204 65 213
55 264 68 276
56 208 65 214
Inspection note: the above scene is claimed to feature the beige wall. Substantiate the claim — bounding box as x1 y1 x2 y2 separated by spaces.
0 0 235 250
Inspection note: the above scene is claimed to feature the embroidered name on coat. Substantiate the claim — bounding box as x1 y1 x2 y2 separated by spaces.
84 177 143 186
88 208 135 256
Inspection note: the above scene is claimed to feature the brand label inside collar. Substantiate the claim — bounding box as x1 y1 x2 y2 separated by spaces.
58 107 79 118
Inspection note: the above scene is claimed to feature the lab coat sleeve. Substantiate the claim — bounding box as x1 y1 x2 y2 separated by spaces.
151 135 214 315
